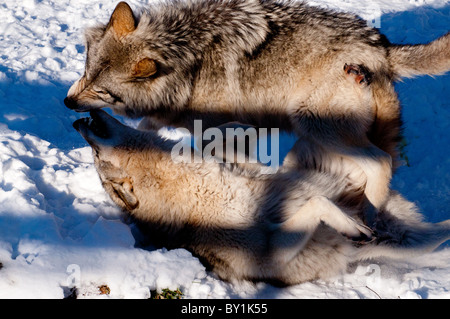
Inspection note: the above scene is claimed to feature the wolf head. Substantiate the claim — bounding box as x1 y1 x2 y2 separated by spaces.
64 1 196 117
73 109 152 212
64 1 268 117
73 108 184 212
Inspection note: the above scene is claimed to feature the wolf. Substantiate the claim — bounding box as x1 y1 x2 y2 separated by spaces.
64 0 450 210
73 109 450 285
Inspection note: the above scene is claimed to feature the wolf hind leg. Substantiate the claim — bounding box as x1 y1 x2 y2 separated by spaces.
333 142 392 211
284 137 368 198
269 196 372 266
285 136 390 211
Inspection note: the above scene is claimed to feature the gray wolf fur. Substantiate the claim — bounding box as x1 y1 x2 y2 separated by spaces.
64 0 450 210
65 0 450 212
74 110 450 285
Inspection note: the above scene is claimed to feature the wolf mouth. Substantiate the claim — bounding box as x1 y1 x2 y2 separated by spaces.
64 97 98 113
72 111 109 139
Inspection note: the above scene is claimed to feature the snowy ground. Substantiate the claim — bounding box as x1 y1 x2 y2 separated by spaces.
0 0 449 299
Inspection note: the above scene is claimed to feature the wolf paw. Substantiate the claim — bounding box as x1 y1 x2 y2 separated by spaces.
348 230 377 247
339 215 374 241
344 63 373 86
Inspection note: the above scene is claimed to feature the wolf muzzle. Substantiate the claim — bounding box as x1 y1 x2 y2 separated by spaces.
64 97 79 110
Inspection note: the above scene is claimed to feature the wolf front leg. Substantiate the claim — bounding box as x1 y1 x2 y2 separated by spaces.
269 195 372 266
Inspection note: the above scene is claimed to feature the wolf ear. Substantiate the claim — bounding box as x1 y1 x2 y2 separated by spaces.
109 178 139 211
108 2 136 38
132 58 157 78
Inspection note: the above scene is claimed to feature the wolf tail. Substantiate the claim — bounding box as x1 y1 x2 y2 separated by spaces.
355 192 450 261
356 220 450 261
388 32 450 79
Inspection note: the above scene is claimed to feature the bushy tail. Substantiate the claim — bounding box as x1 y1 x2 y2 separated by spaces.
355 192 450 261
388 32 450 79
357 220 450 261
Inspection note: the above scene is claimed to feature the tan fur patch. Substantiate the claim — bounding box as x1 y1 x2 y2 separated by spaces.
132 58 157 78
109 2 136 38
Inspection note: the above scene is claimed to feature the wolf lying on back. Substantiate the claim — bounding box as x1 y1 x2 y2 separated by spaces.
74 110 450 285
65 0 450 211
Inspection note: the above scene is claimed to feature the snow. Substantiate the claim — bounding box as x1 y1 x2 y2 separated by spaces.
0 0 449 299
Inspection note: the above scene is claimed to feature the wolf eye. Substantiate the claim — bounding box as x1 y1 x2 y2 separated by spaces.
131 58 158 80
93 86 109 95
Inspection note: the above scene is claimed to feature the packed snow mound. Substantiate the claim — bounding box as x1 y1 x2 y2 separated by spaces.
0 0 449 298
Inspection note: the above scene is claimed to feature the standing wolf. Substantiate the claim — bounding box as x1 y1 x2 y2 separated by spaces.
65 0 450 210
73 110 450 285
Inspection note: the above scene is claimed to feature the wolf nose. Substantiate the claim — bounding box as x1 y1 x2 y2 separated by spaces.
64 97 77 109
